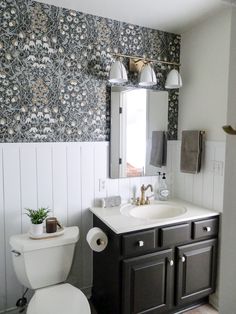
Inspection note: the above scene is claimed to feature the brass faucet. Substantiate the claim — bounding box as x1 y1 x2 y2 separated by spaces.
140 184 153 205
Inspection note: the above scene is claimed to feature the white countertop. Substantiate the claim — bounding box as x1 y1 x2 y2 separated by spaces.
90 199 220 234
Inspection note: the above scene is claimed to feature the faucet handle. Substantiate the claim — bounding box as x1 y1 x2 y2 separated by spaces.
135 197 140 206
145 196 150 205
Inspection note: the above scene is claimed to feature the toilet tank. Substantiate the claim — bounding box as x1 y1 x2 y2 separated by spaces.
10 227 79 290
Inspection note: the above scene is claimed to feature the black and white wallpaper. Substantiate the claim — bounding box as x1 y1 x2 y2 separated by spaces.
0 0 181 142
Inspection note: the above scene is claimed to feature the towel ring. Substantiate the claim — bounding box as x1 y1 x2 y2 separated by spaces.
222 125 236 135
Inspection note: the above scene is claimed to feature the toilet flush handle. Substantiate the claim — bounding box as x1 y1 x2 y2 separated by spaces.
11 250 21 257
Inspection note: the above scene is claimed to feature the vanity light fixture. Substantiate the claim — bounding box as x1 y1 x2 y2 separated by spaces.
165 68 182 89
139 63 157 87
108 60 128 84
109 53 182 89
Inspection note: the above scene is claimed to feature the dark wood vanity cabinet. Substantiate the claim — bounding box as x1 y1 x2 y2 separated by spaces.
176 239 217 306
122 249 173 314
92 216 219 314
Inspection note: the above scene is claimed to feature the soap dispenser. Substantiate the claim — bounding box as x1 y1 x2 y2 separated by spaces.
159 173 170 201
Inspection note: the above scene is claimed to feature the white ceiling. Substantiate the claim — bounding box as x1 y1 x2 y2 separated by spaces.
37 0 230 34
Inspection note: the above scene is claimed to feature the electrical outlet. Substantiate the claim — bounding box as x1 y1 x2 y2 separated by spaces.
99 179 106 192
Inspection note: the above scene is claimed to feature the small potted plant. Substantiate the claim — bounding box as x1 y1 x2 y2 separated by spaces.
25 207 50 236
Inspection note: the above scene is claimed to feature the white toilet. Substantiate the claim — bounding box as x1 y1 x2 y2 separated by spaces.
10 226 91 314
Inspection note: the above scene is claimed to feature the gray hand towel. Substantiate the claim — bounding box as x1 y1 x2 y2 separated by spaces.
180 130 205 174
150 131 167 168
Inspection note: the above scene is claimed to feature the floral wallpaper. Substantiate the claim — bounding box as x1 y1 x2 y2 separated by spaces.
0 0 180 142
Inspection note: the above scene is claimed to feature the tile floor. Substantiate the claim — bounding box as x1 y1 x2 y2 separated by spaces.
184 304 218 314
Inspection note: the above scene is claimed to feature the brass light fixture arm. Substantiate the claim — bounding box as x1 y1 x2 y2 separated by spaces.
112 52 181 67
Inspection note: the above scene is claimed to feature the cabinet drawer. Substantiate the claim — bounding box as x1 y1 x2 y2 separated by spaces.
160 223 190 247
122 230 156 257
192 218 218 239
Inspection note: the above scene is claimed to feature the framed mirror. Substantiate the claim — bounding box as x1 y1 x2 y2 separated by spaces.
110 86 168 178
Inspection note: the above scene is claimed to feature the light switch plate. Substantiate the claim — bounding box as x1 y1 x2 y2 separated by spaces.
99 179 106 192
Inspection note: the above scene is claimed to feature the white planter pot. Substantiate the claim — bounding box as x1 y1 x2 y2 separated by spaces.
30 223 43 236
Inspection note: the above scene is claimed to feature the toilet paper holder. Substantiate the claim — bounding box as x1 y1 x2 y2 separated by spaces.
97 239 105 246
86 227 108 252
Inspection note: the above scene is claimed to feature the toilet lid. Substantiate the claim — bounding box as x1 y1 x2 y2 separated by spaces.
27 284 91 314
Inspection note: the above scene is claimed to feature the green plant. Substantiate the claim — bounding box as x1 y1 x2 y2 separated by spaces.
25 207 50 224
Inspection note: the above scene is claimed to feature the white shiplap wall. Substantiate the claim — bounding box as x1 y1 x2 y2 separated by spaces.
0 141 225 312
0 142 160 313
170 141 225 212
170 141 226 310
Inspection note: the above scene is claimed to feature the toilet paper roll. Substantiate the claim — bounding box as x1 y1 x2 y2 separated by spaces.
86 227 108 252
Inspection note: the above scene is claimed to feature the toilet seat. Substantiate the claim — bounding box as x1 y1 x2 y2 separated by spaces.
27 283 91 314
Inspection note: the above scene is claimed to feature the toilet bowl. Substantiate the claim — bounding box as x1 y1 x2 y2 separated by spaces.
27 284 90 314
10 226 90 314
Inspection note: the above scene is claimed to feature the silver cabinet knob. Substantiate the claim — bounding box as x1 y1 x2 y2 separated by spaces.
181 256 185 263
168 259 174 266
203 226 211 232
138 240 144 247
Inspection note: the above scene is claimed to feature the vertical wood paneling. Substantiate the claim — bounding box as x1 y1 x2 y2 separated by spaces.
184 174 194 202
172 141 225 211
166 142 174 197
129 177 141 201
36 144 53 212
67 143 82 227
94 142 108 205
52 144 68 226
171 141 180 174
166 142 173 171
118 178 130 203
80 143 95 288
202 143 215 209
66 143 82 287
107 178 119 197
0 146 6 311
172 142 186 199
20 145 37 233
192 172 204 205
3 145 22 309
213 143 225 212
0 141 225 312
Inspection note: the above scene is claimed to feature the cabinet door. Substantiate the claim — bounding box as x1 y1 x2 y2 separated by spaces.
176 239 217 305
122 249 173 314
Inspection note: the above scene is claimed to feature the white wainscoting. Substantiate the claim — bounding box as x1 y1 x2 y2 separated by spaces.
0 141 225 312
169 140 226 310
0 142 162 312
170 141 225 212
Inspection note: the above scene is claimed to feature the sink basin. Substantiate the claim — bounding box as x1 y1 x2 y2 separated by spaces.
121 202 187 220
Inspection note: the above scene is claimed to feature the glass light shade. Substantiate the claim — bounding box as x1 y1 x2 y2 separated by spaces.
165 69 182 89
139 64 157 87
109 60 128 84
